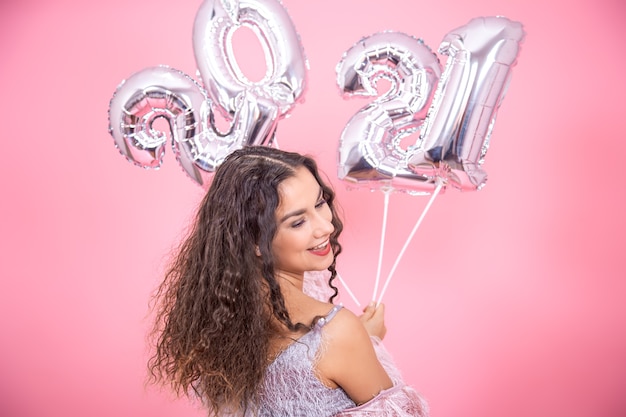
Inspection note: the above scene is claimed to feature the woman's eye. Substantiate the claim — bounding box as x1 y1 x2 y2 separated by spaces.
315 199 327 209
291 219 305 228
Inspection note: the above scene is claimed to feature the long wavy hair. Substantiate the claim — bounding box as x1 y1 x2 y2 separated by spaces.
148 146 344 415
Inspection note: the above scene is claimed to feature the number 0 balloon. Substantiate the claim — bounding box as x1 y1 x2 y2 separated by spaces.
108 0 308 187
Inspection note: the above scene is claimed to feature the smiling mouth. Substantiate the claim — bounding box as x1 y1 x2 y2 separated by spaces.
308 240 331 256
309 240 329 251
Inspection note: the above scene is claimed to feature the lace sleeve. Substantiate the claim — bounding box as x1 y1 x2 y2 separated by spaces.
332 384 428 417
303 270 335 302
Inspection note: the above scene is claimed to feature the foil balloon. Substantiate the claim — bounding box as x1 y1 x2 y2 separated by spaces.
409 16 525 191
336 32 442 195
109 66 277 185
107 0 307 187
108 66 205 171
337 17 524 193
193 0 308 118
108 66 278 187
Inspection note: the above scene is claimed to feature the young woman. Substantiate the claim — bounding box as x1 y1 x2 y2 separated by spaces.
148 146 428 416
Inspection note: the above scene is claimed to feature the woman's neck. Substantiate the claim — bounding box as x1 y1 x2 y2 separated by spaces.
276 271 305 292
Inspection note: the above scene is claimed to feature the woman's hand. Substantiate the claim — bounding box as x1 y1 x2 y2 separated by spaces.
359 302 387 340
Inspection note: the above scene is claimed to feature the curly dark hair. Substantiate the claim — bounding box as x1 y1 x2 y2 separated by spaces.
148 146 344 415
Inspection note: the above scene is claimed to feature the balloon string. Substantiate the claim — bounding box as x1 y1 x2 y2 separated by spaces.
376 181 443 305
337 272 361 307
372 189 391 301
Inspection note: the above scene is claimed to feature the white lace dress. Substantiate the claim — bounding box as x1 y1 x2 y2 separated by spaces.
249 272 429 416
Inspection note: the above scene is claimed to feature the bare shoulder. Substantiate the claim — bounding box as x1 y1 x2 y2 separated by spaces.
317 307 393 403
323 307 368 339
319 307 375 359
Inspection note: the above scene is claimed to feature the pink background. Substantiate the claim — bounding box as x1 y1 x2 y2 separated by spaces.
1 0 625 416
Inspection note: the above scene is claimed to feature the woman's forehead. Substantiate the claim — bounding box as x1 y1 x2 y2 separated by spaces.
276 168 320 206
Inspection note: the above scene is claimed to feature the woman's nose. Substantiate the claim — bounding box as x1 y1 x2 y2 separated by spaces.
313 211 334 237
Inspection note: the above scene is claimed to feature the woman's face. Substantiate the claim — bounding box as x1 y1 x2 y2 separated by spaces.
272 166 335 280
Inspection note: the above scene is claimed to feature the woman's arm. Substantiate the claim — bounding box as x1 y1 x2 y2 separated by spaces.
316 308 393 405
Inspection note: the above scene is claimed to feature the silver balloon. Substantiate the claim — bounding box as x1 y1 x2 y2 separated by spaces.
409 16 525 191
108 66 206 170
108 65 278 187
336 17 525 194
193 0 308 118
336 31 442 195
108 0 309 187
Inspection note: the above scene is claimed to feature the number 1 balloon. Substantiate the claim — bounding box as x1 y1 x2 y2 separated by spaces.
108 0 308 187
410 16 525 191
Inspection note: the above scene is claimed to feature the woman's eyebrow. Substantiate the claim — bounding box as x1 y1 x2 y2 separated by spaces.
278 187 323 224
279 208 306 224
